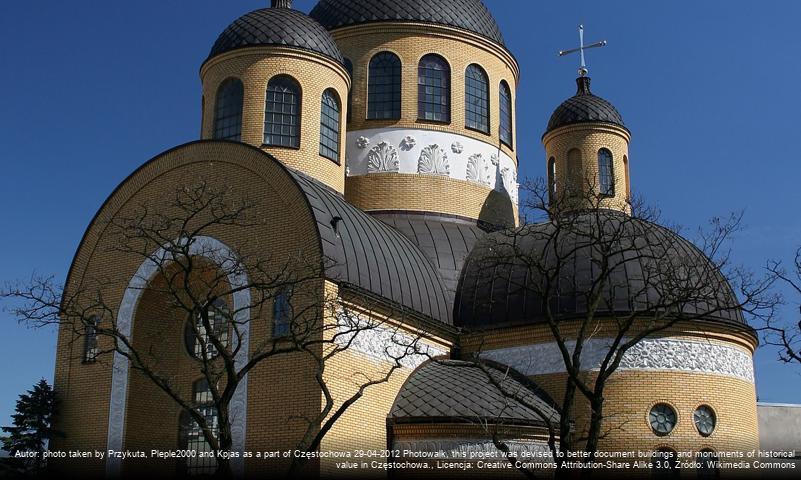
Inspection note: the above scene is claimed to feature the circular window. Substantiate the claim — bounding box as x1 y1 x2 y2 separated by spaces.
649 403 677 436
694 405 716 436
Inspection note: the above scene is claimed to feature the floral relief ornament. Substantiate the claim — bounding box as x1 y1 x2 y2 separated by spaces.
451 142 464 154
466 154 483 183
367 141 399 173
400 135 416 150
418 144 450 176
356 136 370 149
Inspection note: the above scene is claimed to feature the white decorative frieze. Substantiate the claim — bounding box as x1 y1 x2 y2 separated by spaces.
418 144 450 176
367 141 400 173
481 338 754 383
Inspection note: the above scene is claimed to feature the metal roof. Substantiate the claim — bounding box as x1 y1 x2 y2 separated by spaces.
546 77 625 133
390 360 560 424
291 173 453 324
309 0 505 46
455 210 746 328
208 8 344 64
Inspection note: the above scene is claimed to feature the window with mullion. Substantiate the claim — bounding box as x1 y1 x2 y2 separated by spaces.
499 80 513 147
264 76 301 148
367 52 401 120
465 64 489 133
418 54 450 123
212 78 243 141
320 89 340 162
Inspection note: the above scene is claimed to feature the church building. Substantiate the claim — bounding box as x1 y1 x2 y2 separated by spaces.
52 1 761 477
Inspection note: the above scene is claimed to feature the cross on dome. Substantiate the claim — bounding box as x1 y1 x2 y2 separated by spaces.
558 25 607 77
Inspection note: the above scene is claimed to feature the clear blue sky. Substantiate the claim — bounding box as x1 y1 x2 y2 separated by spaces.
1 0 799 428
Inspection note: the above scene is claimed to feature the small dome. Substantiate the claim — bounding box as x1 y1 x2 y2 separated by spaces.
309 0 505 46
390 360 559 424
208 7 344 64
455 210 746 328
546 77 625 133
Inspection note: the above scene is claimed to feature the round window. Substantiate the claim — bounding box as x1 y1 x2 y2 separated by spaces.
693 405 716 436
649 403 677 436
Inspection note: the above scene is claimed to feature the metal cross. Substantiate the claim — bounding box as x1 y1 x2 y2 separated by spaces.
558 25 607 77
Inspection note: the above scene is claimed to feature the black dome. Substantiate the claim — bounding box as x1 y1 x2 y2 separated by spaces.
309 0 505 46
455 211 745 328
546 77 625 133
208 8 344 64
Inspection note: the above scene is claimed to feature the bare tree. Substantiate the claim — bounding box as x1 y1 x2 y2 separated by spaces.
763 247 801 365
460 178 777 478
2 180 431 477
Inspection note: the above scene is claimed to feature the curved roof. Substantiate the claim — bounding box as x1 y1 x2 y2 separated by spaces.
546 77 625 133
291 173 453 324
455 210 746 329
390 359 559 424
208 8 344 64
309 0 505 46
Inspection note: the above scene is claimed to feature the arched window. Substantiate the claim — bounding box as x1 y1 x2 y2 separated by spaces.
499 80 513 147
598 148 614 196
418 54 450 122
179 379 218 475
697 449 720 479
567 148 583 196
264 75 301 148
548 157 557 205
465 64 489 133
212 78 243 141
623 155 631 199
273 287 293 338
320 89 341 162
367 52 401 120
84 316 99 363
343 58 354 122
185 298 229 360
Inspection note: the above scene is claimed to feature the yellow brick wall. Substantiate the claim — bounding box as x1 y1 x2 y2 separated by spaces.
331 24 519 158
542 123 631 213
200 47 350 193
345 173 518 228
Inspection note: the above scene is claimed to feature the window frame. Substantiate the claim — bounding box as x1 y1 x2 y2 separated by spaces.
417 54 451 124
499 80 513 148
272 286 294 338
212 78 244 142
264 75 302 149
83 315 100 363
464 64 490 134
179 379 218 476
367 52 402 120
319 88 341 163
598 148 615 197
185 298 230 361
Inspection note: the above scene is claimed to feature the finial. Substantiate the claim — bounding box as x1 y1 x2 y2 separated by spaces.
558 25 607 77
271 0 292 8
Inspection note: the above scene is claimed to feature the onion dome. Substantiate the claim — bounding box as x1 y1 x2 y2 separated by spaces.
455 210 745 329
309 0 505 46
546 76 625 133
208 1 344 64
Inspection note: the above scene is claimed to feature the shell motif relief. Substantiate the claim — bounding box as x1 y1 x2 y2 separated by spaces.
367 141 399 173
417 144 450 176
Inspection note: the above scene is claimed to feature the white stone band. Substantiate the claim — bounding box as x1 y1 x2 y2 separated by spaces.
481 338 754 383
107 236 250 476
346 128 518 204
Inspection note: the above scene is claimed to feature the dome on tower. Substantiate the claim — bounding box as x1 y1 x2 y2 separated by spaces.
309 0 505 46
546 77 625 133
208 4 344 64
454 210 745 329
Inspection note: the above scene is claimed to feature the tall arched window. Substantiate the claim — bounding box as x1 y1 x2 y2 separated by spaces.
273 286 293 338
367 52 401 120
598 148 614 196
264 75 301 148
320 89 341 162
343 58 354 122
212 78 243 141
179 379 218 476
185 298 230 360
623 155 631 199
499 80 513 147
548 157 557 205
418 54 450 122
465 64 489 133
84 316 99 363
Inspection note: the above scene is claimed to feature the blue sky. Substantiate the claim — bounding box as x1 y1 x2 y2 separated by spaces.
1 0 799 428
